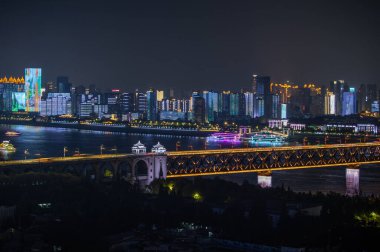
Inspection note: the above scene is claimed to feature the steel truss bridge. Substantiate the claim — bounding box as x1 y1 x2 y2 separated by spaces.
165 142 380 177
1 142 380 193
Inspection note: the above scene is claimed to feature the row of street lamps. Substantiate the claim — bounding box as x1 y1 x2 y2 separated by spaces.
23 144 118 160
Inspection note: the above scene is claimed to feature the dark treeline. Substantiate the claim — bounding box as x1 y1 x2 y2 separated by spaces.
0 173 380 251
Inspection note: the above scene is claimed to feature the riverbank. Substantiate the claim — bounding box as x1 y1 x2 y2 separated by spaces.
0 118 215 137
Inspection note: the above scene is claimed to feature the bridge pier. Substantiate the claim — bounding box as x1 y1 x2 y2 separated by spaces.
346 165 360 196
257 171 272 188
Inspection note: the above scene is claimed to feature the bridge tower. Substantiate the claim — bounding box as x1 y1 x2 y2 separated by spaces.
346 165 360 196
257 171 272 188
131 141 167 187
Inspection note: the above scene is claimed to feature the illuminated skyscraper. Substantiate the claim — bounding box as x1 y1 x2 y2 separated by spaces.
146 89 158 121
25 68 42 112
329 80 345 115
192 95 205 124
252 75 271 118
244 92 254 117
324 92 335 115
342 88 357 116
229 92 239 116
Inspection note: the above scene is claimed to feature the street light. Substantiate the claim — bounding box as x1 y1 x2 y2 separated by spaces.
63 146 68 158
24 149 29 160
100 144 105 155
111 146 117 154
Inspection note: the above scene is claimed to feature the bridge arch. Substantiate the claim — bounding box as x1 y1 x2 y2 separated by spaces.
117 161 132 180
83 163 96 180
101 162 115 180
135 160 148 176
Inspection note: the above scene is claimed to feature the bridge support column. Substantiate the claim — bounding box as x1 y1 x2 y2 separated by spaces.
346 165 360 196
257 171 272 188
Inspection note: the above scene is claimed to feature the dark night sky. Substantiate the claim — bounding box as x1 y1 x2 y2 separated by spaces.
0 0 379 95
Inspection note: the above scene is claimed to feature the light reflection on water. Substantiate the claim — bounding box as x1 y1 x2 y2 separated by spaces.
1 124 380 195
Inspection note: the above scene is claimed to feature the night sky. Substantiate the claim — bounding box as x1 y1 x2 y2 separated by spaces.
0 0 379 95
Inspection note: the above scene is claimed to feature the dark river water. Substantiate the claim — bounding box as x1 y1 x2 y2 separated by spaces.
1 124 380 195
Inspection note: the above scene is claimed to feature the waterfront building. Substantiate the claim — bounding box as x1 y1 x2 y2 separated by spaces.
159 111 186 121
121 92 134 112
342 88 357 116
93 104 109 118
252 75 271 118
229 92 239 116
39 93 71 116
358 84 377 113
0 76 25 112
146 89 158 121
25 68 42 112
244 92 254 117
135 91 147 113
202 91 218 122
271 94 280 119
79 102 93 117
220 91 230 116
104 90 120 114
329 80 345 115
192 94 205 124
324 92 336 115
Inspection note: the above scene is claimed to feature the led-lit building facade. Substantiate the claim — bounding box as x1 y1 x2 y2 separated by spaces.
39 93 71 116
0 76 25 112
25 68 42 112
146 89 157 121
324 92 336 115
252 75 271 118
342 88 357 116
244 92 254 117
11 92 26 112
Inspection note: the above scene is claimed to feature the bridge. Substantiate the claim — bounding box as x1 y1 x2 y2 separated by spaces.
2 141 380 195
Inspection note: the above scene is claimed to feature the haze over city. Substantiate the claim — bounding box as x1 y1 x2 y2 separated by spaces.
1 0 380 93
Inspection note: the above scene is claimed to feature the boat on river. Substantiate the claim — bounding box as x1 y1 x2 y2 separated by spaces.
0 140 16 152
5 131 21 136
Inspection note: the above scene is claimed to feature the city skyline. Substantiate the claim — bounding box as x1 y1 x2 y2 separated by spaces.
1 0 379 92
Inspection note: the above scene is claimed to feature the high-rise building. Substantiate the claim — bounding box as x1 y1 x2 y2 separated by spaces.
358 84 377 112
252 75 271 118
156 90 164 102
39 93 71 116
271 94 280 119
220 91 231 116
244 92 254 117
342 88 357 116
238 93 246 116
146 89 157 121
57 76 72 93
135 91 147 113
121 92 134 112
324 92 335 115
192 95 205 124
329 80 345 115
229 92 239 116
25 68 42 112
0 77 24 112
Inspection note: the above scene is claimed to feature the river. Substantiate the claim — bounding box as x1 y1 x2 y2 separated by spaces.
1 124 380 195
